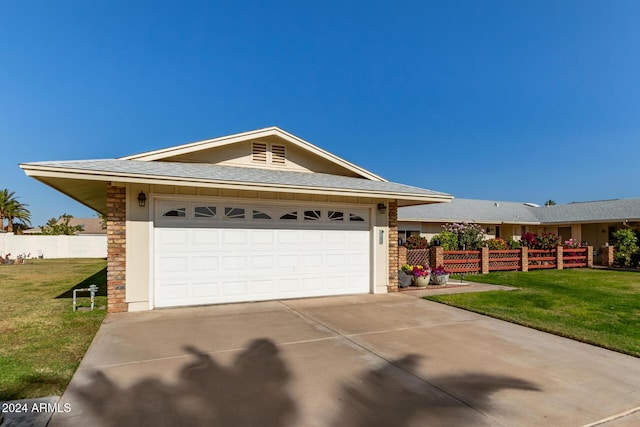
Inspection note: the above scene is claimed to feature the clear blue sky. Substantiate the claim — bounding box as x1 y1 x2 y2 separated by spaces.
2 1 639 227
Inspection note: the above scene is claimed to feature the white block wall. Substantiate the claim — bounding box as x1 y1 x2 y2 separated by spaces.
0 234 107 259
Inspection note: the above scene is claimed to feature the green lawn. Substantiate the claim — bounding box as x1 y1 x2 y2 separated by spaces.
0 258 107 400
425 269 640 357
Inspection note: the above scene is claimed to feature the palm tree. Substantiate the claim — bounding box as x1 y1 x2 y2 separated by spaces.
6 201 31 232
0 189 31 232
544 199 556 207
0 189 17 231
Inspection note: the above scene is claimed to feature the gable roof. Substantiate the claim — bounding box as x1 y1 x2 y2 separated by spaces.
398 198 640 225
121 126 387 182
20 128 453 214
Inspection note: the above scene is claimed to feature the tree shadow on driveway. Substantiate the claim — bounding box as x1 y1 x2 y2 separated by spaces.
72 339 540 427
331 354 540 427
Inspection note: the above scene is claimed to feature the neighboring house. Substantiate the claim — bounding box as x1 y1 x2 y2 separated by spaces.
21 127 452 312
23 217 106 235
398 198 640 248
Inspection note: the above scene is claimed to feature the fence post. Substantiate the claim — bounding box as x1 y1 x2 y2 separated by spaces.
430 246 444 268
481 246 489 274
556 247 563 270
521 246 528 272
586 246 593 268
601 246 614 266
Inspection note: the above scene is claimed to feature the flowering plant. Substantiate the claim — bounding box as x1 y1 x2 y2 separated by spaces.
401 264 414 274
431 265 449 276
536 232 560 250
404 235 428 249
563 238 581 248
520 232 537 247
485 238 508 250
443 222 486 250
410 265 431 277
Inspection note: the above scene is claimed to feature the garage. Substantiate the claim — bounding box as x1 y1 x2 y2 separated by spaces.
22 126 453 312
153 198 371 308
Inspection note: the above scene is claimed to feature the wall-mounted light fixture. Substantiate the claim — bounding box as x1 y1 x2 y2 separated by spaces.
137 191 147 207
377 203 387 214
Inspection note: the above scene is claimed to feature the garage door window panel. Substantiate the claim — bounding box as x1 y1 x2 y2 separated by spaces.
195 206 217 219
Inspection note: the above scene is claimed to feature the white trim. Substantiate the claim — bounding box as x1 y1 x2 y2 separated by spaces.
118 127 387 182
147 196 155 310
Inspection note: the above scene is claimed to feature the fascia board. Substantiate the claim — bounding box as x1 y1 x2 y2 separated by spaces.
21 165 450 204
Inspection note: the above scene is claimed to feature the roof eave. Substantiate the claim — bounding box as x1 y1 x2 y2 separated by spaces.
21 164 451 205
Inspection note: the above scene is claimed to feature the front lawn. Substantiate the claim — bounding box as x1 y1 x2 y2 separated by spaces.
425 269 640 357
0 258 107 400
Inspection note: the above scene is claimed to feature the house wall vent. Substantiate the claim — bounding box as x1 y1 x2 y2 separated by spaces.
252 142 268 163
271 144 286 165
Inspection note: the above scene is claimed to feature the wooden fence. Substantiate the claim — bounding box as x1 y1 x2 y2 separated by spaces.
399 246 593 274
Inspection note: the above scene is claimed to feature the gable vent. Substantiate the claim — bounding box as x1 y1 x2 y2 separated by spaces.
271 144 286 165
252 142 268 163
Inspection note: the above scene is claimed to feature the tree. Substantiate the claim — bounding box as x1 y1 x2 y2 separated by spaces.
544 200 556 206
0 189 31 232
40 214 84 235
6 201 31 232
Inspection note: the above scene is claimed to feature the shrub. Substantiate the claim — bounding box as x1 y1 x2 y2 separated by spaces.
443 222 486 250
404 235 428 249
536 232 560 250
486 238 508 250
613 229 639 267
507 237 522 249
430 231 458 251
520 232 537 248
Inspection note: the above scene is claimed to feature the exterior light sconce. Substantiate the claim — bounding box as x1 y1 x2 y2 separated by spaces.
137 191 147 207
377 203 387 214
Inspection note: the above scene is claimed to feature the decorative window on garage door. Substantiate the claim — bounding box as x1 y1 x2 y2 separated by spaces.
156 200 370 229
194 206 217 218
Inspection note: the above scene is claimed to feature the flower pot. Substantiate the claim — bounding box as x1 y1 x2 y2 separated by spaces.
431 274 449 286
398 270 413 288
414 275 430 287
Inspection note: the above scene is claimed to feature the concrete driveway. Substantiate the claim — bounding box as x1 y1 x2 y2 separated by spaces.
50 292 640 427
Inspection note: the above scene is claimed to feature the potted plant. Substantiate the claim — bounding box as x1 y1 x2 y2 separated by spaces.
399 264 414 288
431 265 450 286
411 265 431 287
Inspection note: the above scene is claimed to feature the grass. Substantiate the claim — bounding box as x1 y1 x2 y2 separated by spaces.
0 258 107 400
425 269 640 357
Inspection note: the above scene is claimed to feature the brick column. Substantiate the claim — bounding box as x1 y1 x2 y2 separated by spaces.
398 246 407 269
556 247 563 270
107 183 127 313
601 246 614 266
429 246 444 268
521 246 528 272
481 246 489 274
586 246 593 268
387 200 398 292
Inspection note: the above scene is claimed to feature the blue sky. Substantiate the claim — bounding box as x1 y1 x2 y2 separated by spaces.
2 1 639 227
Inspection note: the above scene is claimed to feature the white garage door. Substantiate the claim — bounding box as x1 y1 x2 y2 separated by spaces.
153 199 371 308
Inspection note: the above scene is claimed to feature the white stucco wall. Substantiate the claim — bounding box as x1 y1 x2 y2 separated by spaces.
0 233 106 259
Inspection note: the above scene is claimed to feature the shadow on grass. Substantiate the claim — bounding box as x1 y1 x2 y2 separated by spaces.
70 338 540 427
1 371 67 401
55 267 107 299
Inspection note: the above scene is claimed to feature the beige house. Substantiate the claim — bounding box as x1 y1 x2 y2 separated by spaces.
21 127 451 312
398 198 640 248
